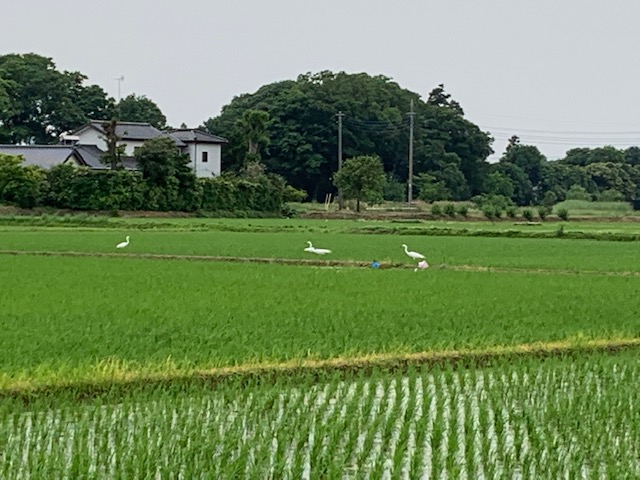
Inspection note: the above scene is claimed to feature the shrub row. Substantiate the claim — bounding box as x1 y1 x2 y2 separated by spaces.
0 160 297 214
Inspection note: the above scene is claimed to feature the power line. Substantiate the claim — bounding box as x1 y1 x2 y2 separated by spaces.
483 125 640 136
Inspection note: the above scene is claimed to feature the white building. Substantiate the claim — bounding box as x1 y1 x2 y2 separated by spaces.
166 128 226 178
61 120 227 177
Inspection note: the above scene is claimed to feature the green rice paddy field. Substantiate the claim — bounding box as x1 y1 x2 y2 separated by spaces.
2 217 640 478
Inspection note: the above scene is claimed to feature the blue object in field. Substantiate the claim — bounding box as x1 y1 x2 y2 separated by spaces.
371 260 380 269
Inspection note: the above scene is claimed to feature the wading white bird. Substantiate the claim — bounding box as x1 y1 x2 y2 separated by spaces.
402 244 425 260
304 241 332 255
116 236 130 249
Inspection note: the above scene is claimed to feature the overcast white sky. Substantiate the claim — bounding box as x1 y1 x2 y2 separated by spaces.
2 0 640 160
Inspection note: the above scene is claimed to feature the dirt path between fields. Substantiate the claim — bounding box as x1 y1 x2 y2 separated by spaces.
1 249 640 277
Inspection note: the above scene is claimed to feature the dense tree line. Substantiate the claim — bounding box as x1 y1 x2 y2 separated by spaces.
484 136 640 206
205 71 640 206
0 53 166 144
204 73 492 202
3 53 640 209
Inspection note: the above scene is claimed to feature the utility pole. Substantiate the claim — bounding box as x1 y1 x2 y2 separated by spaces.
407 99 415 204
115 76 124 102
336 111 345 210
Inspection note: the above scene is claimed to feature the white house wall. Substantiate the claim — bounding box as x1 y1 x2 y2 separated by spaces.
76 129 106 151
76 128 145 155
184 143 221 178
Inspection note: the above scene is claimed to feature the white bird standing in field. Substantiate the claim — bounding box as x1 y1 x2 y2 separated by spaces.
116 236 130 249
304 241 332 255
402 244 425 260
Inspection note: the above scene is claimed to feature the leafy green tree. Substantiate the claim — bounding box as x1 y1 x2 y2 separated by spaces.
484 171 515 199
565 185 592 201
624 146 640 166
0 154 45 208
500 136 546 192
590 146 625 164
0 53 113 143
383 173 405 201
426 84 464 115
0 77 10 107
52 72 115 135
136 137 191 185
415 173 449 202
585 162 636 200
135 137 196 210
333 155 385 211
541 190 557 207
420 85 493 196
597 189 624 202
494 162 533 206
116 94 166 129
563 148 593 166
539 162 583 201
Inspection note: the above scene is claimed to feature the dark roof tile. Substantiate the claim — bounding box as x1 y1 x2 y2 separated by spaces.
168 128 227 144
0 145 75 168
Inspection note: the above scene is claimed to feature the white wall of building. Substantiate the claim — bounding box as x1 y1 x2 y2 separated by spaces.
76 128 105 150
184 143 222 178
76 128 145 155
75 127 224 176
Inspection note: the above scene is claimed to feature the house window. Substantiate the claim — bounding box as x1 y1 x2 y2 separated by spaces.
202 151 208 163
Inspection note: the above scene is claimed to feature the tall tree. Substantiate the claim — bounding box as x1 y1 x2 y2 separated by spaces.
0 53 112 143
136 137 190 187
333 155 386 211
116 94 166 129
135 137 197 211
499 135 547 194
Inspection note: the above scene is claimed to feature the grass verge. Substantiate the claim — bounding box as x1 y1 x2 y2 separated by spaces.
3 336 639 400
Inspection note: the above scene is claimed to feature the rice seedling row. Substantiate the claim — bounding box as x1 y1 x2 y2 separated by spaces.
2 254 640 389
3 352 640 478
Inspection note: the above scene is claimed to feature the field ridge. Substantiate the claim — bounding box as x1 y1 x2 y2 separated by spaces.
4 337 640 399
2 249 640 277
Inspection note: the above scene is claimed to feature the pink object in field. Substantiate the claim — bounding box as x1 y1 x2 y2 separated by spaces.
414 260 429 272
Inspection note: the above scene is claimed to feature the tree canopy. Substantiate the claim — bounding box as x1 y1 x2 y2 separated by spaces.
0 53 168 144
0 53 114 144
204 71 494 201
116 94 167 129
333 155 386 211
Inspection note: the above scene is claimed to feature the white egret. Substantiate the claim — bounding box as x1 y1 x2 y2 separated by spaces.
402 244 425 260
304 241 332 255
116 236 130 249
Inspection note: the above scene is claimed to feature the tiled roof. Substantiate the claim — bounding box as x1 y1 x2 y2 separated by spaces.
72 144 105 168
73 120 164 141
168 128 227 144
0 145 75 168
0 144 140 171
159 132 186 147
74 145 139 170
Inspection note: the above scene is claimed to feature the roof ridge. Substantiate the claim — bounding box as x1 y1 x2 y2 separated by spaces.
88 119 154 126
0 144 73 148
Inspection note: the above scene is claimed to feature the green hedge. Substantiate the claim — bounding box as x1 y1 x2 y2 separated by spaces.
0 160 292 213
